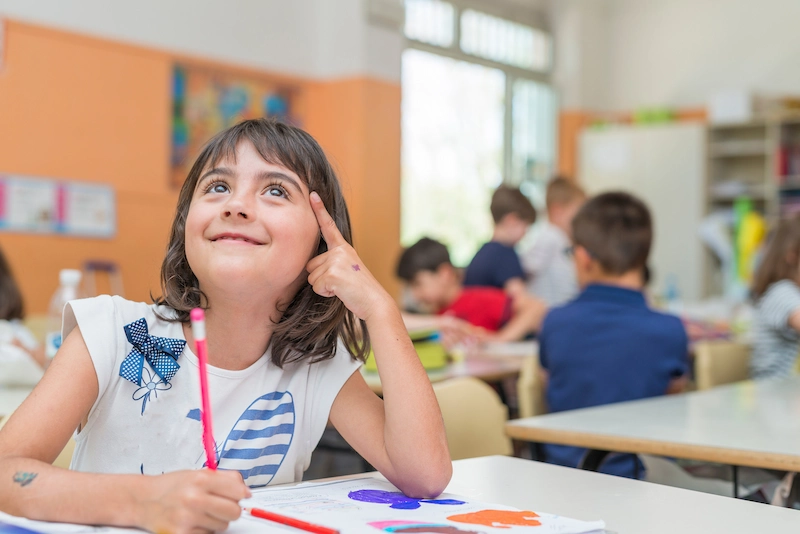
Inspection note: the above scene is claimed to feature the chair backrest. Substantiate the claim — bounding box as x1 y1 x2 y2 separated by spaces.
432 376 513 460
516 355 547 419
694 340 751 390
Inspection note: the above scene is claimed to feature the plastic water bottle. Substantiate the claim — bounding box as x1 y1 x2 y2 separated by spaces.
45 269 82 360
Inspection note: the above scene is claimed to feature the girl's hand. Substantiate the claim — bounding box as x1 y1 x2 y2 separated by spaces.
139 470 250 534
306 192 394 322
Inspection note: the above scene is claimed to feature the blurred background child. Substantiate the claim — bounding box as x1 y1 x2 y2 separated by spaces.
538 192 688 479
749 215 800 380
398 237 546 343
463 185 537 299
0 246 45 386
520 176 586 307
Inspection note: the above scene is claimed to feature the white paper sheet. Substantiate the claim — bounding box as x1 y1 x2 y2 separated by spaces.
0 478 606 534
235 478 605 534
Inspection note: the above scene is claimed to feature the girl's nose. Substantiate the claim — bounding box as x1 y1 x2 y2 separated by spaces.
222 194 252 220
224 209 248 219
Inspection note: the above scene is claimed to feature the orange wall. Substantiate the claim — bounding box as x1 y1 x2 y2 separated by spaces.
305 79 402 300
0 20 401 314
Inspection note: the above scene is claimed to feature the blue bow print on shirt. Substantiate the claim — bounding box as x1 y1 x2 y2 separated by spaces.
119 318 186 386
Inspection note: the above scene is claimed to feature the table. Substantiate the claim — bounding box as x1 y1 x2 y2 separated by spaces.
440 455 798 534
3 455 797 533
506 377 800 473
0 387 33 419
362 342 536 396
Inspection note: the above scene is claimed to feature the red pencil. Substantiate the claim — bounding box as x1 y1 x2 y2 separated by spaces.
244 507 340 534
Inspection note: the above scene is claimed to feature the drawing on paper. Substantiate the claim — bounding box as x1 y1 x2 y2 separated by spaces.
349 489 465 510
370 520 484 534
447 510 542 529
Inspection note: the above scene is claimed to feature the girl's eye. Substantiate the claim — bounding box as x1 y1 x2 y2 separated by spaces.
265 184 288 198
205 181 229 194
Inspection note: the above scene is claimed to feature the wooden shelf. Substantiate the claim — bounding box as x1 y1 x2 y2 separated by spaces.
709 140 769 157
779 176 800 191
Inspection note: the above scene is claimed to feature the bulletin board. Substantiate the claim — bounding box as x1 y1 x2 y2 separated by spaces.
171 64 302 188
0 175 116 238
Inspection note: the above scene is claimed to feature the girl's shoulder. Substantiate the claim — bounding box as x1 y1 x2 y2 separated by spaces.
64 295 180 341
761 279 800 301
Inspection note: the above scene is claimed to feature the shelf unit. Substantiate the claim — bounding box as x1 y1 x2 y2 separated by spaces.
704 113 800 295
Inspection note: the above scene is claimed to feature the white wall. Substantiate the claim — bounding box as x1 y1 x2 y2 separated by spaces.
551 0 800 112
0 0 403 82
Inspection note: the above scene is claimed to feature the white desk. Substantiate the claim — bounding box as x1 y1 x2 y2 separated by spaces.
443 456 797 533
0 387 33 419
1 456 797 533
506 377 800 471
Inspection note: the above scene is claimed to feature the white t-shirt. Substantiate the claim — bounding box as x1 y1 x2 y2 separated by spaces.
520 223 578 307
0 319 43 386
63 295 361 487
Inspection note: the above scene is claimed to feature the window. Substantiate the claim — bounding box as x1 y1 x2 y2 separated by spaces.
401 0 556 266
404 0 455 47
461 9 551 71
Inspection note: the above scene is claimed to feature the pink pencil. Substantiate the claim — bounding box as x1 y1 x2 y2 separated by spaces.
191 308 217 470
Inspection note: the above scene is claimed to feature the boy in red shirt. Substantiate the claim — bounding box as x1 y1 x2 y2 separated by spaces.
396 237 546 342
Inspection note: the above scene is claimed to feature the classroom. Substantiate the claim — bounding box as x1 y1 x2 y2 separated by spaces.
0 1 798 533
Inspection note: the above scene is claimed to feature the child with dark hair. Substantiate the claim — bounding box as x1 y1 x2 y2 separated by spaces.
0 119 451 530
0 246 45 384
463 185 536 298
539 191 688 479
750 215 800 379
397 237 546 343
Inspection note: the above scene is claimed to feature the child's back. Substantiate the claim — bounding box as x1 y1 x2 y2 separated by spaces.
464 185 536 296
541 285 687 412
539 192 688 478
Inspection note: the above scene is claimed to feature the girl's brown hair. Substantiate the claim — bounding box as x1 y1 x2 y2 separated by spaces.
751 215 800 299
0 247 24 321
155 118 368 367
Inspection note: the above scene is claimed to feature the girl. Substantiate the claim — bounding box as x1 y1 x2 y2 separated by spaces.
0 245 45 385
0 119 451 532
750 215 800 379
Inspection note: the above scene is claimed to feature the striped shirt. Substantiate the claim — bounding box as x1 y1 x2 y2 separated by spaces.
751 280 800 379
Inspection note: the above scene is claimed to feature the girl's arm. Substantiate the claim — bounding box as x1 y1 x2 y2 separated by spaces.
307 193 452 498
0 327 249 532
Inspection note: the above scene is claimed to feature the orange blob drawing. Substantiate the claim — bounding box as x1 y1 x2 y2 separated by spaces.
447 510 541 529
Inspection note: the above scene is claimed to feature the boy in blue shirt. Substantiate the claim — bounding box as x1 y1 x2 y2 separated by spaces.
464 185 536 298
539 191 688 479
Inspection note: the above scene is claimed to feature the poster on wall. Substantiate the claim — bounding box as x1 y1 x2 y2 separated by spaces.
171 64 303 188
0 175 115 238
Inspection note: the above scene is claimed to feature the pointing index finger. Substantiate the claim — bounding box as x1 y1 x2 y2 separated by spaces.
310 191 346 247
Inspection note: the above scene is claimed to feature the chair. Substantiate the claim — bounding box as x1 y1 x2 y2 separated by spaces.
432 377 512 460
516 355 547 419
693 340 751 390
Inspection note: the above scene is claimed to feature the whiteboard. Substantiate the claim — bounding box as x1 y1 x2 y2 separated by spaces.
579 123 706 300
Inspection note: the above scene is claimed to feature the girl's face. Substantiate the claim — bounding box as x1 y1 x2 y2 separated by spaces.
184 140 320 302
